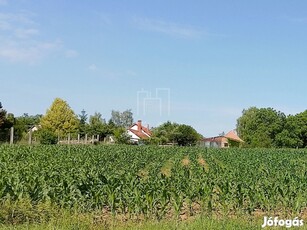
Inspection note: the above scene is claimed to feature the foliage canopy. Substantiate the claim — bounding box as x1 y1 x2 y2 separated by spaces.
237 107 307 148
40 98 79 137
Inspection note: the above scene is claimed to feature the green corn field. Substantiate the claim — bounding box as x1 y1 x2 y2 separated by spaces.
0 145 306 222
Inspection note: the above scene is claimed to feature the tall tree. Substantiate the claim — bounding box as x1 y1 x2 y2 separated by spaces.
79 109 88 124
275 115 302 148
78 109 88 137
87 112 107 139
174 124 201 146
237 107 286 147
40 98 79 137
111 109 133 128
152 121 201 146
275 110 307 148
0 102 13 142
298 110 307 147
13 114 42 141
152 121 180 144
0 102 5 127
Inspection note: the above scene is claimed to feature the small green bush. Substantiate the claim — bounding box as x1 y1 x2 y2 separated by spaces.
37 129 57 145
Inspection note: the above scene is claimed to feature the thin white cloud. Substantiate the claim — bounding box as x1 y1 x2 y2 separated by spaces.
289 17 307 23
0 20 10 30
126 70 137 77
14 28 39 38
134 17 203 39
0 11 68 63
99 13 112 26
0 12 35 26
0 40 62 63
282 15 307 24
88 64 98 71
65 49 79 58
0 0 7 6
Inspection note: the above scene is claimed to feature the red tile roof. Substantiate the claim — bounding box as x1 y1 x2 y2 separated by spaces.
128 120 152 139
224 130 244 142
203 130 244 143
203 136 224 142
129 128 150 139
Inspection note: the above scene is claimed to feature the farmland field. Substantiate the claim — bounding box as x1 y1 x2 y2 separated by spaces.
0 145 307 228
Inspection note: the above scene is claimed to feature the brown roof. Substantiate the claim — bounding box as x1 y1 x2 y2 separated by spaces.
224 130 244 142
203 136 225 143
203 130 244 143
128 120 152 139
129 129 150 139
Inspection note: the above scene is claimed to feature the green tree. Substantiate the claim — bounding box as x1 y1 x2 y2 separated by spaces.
275 115 301 148
237 107 286 147
0 102 13 142
78 109 88 137
111 109 133 128
152 121 201 146
40 98 79 137
37 129 58 145
113 127 131 144
87 112 108 140
275 110 307 148
13 114 42 142
0 102 4 127
174 124 201 146
152 121 180 144
298 110 307 147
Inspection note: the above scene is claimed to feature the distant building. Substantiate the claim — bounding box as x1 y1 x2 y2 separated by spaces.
127 120 152 143
28 125 41 133
203 130 244 148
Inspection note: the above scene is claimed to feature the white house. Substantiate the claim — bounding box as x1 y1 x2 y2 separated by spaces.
127 120 152 143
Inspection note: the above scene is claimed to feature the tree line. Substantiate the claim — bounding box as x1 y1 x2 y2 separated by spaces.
0 98 202 146
237 107 307 148
0 98 134 144
1 98 306 148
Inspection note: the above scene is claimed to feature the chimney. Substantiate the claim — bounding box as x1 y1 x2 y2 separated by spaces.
147 124 149 130
137 120 142 131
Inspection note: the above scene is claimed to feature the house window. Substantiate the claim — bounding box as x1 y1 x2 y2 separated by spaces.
224 143 229 147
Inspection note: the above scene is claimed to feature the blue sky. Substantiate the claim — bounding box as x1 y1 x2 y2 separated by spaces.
0 0 306 136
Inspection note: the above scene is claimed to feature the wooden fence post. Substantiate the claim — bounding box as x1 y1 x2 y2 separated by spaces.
85 134 88 144
28 129 32 145
77 134 80 144
10 127 14 145
68 133 71 144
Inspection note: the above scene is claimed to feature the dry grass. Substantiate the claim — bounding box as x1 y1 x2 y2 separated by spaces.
181 157 190 167
198 157 209 172
160 160 173 177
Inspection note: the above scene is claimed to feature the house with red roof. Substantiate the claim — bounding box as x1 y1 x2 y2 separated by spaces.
127 120 152 143
203 130 244 148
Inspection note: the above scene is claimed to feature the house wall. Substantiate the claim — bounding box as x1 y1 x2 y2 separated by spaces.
127 130 140 141
204 137 229 148
221 137 229 148
130 125 138 131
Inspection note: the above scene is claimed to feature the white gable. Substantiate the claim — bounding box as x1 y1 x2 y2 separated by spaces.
127 130 140 140
130 124 138 131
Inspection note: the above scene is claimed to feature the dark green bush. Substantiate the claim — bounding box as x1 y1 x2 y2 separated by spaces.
38 129 57 145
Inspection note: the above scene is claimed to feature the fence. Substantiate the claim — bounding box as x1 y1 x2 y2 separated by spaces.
2 127 102 145
58 134 100 145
